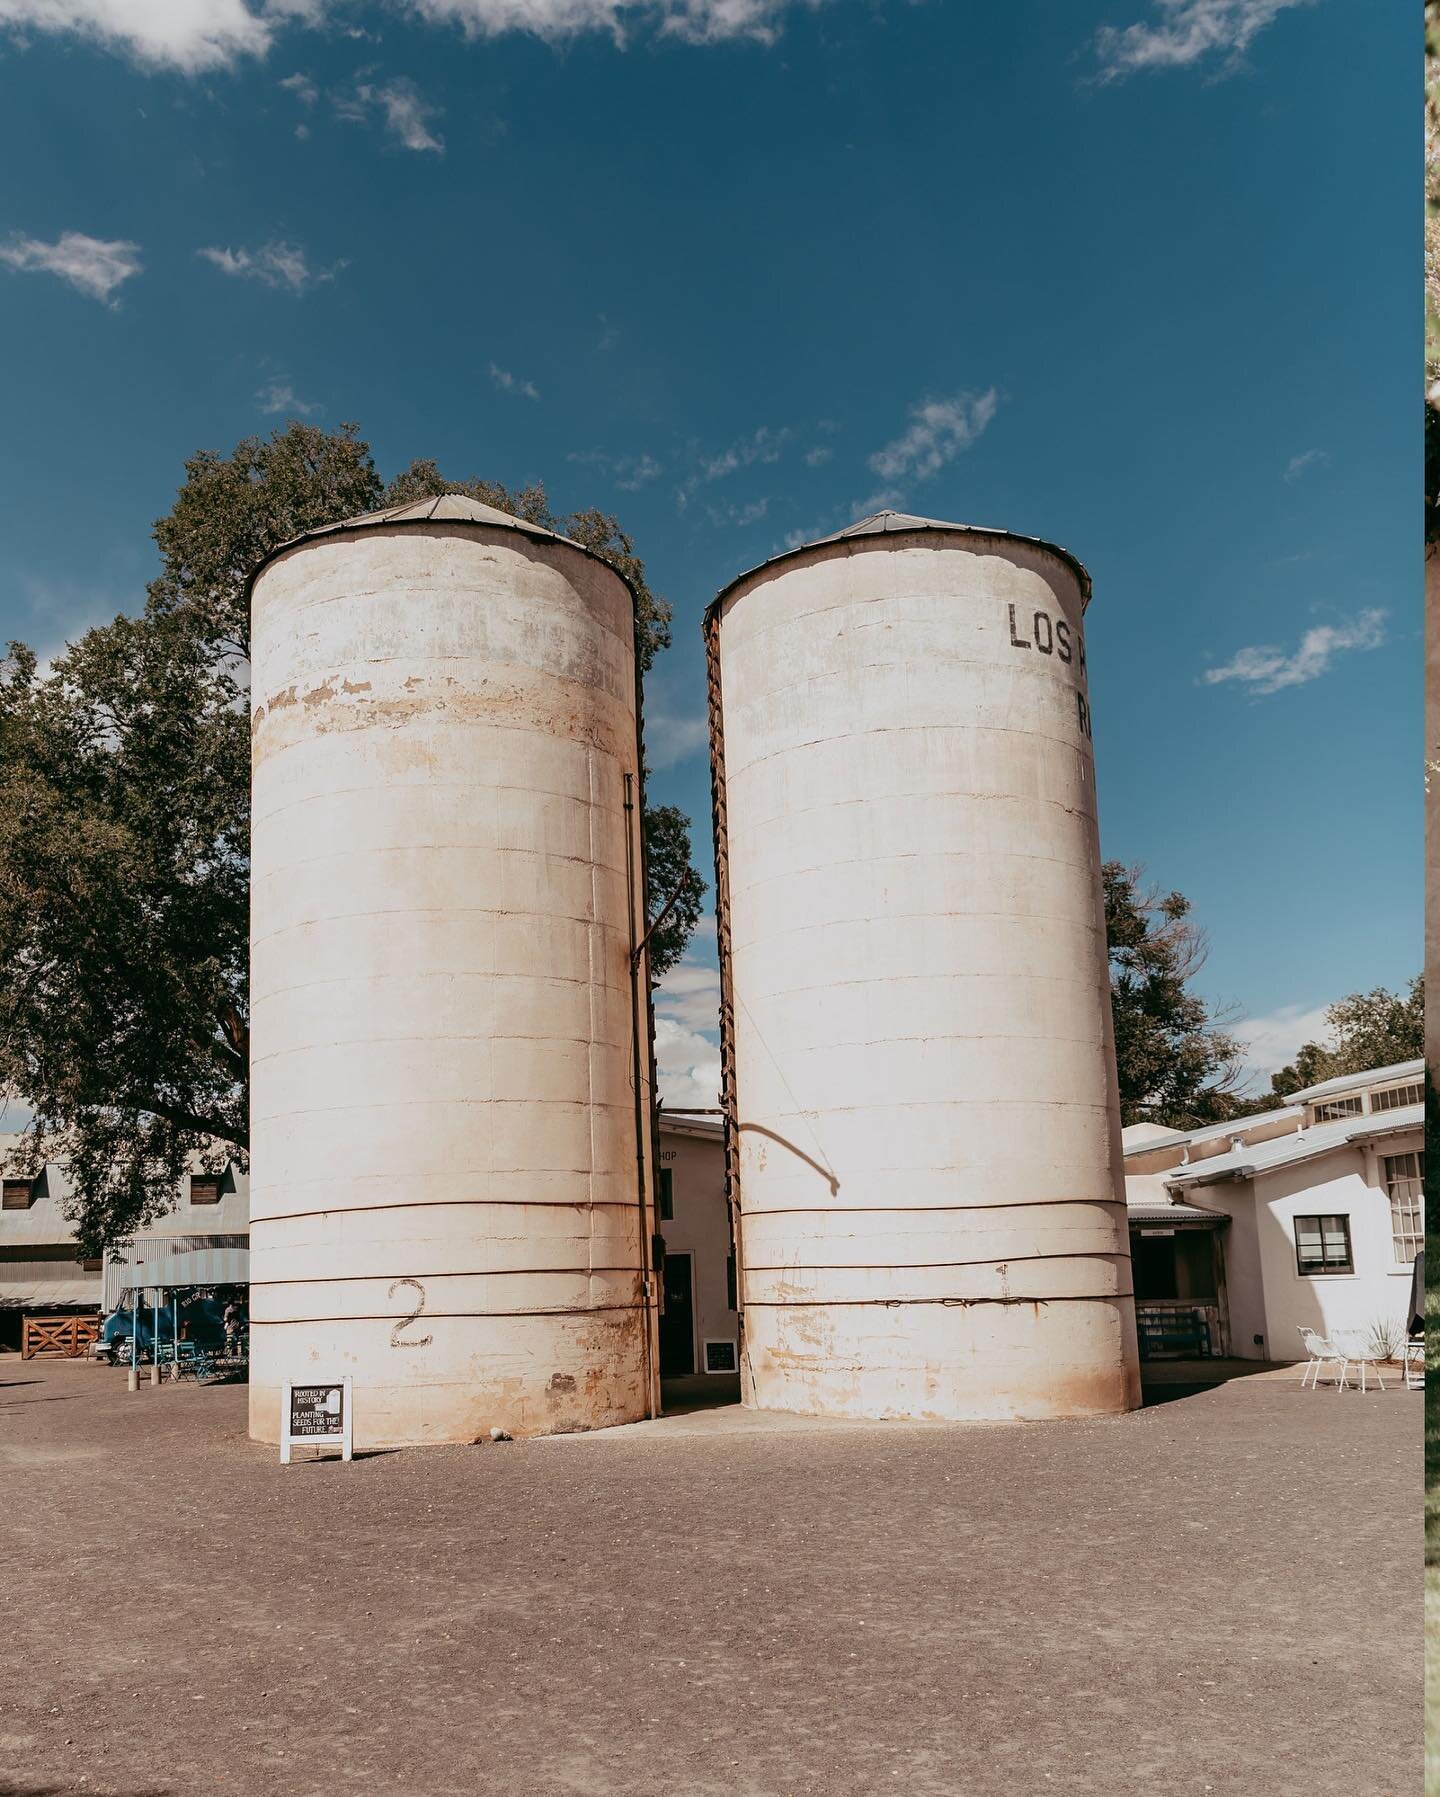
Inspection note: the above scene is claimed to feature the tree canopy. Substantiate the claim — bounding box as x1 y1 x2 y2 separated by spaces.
1261 978 1424 1101
1103 860 1245 1129
0 421 704 1252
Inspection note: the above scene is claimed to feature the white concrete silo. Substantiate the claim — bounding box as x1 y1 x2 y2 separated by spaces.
706 511 1140 1422
247 494 658 1448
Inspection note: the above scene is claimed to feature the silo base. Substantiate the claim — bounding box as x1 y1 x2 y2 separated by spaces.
740 1300 1141 1422
248 1312 653 1450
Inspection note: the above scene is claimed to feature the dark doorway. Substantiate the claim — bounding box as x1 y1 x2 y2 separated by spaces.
660 1252 695 1376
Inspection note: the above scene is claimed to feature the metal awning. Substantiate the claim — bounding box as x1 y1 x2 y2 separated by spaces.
0 1278 102 1308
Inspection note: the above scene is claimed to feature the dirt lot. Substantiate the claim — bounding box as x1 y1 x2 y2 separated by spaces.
0 1357 1419 1797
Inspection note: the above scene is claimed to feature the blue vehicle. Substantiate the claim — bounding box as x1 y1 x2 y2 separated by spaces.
99 1295 227 1362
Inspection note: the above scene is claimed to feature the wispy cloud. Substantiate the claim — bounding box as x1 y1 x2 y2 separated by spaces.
411 0 824 47
1095 0 1310 82
0 0 271 70
868 388 998 486
347 77 445 153
256 379 320 416
1236 1000 1331 1084
706 497 770 529
197 240 342 294
0 0 830 71
1283 447 1328 483
489 361 540 401
278 70 318 104
0 231 141 306
677 426 788 509
804 445 833 467
645 708 709 769
569 448 663 490
1201 608 1387 696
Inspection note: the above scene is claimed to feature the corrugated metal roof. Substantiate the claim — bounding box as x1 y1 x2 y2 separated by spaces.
104 1234 249 1309
1121 1105 1303 1160
1165 1103 1423 1189
1127 1202 1226 1224
705 510 1093 619
1286 1058 1424 1105
243 492 640 609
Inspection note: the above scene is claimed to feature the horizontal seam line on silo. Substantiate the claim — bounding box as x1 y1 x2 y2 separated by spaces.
741 1200 1131 1215
723 718 1093 773
250 1267 640 1283
252 843 628 878
742 1293 1136 1307
250 1032 613 1064
254 1304 648 1322
250 1199 644 1221
744 1252 1128 1270
253 780 620 818
736 1099 1115 1116
726 794 1098 834
730 1031 1112 1052
252 1097 631 1122
252 969 619 1002
730 913 1105 951
251 922 624 951
732 846 1098 896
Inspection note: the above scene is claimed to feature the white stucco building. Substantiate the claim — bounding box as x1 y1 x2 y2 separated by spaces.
1122 1059 1423 1361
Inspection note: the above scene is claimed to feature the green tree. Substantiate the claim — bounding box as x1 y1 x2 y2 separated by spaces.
1103 861 1245 1129
1263 978 1424 1100
0 422 704 1251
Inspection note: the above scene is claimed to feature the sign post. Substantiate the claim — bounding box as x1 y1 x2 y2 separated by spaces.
281 1377 353 1464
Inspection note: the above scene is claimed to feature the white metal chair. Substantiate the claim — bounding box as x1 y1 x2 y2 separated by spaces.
1297 1326 1341 1388
1332 1330 1386 1394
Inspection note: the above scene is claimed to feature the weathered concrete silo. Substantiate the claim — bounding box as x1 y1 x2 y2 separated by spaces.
705 511 1140 1422
247 494 658 1449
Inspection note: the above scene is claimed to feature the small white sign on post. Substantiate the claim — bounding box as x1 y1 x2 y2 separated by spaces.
281 1377 353 1464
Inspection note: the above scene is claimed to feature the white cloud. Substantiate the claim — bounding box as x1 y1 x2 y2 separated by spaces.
411 0 820 46
0 0 829 69
568 448 662 489
256 379 319 415
0 0 271 69
197 240 341 294
1094 0 1310 81
351 77 445 153
706 497 769 528
654 960 721 1033
489 361 540 401
868 389 998 486
278 70 318 104
654 1016 722 1110
678 426 788 508
804 444 833 467
646 709 709 769
1201 608 1387 696
690 913 717 940
1236 1001 1331 1083
0 231 141 305
1283 447 1328 483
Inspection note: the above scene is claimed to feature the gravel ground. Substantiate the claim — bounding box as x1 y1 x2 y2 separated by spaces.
0 1356 1420 1797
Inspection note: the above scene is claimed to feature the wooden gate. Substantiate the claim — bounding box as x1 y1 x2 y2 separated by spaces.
21 1314 101 1360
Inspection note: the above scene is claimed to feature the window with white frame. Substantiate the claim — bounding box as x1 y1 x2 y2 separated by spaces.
1313 1096 1364 1123
1382 1151 1424 1263
1294 1214 1353 1275
1370 1082 1424 1113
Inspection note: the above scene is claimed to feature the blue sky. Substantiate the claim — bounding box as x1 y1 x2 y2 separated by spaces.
0 0 1417 1104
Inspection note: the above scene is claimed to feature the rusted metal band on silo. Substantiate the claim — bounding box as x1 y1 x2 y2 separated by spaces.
704 609 745 1353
